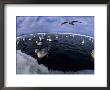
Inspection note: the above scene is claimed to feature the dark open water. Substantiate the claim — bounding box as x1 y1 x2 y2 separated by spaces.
17 34 94 72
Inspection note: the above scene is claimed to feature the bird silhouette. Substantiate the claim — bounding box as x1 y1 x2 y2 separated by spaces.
61 20 82 26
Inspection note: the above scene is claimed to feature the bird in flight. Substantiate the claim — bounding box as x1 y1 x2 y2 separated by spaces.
61 20 82 26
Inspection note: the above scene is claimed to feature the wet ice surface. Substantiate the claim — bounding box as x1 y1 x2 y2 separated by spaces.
16 50 94 74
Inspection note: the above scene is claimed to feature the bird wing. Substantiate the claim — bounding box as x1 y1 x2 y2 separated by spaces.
69 21 77 25
71 21 78 23
61 22 68 25
70 21 82 25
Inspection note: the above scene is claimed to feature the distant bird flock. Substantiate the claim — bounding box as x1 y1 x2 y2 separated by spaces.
17 33 94 60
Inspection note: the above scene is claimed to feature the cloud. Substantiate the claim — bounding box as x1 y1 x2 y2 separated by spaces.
16 16 94 36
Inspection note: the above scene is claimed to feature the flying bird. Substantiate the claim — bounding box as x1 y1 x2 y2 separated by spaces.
61 20 82 26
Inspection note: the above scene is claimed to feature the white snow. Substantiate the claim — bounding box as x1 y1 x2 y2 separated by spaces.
16 50 49 74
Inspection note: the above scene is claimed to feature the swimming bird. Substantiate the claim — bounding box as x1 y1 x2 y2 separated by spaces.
81 39 85 45
91 50 94 59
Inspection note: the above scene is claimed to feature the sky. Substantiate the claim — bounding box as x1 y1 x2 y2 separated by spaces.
16 16 94 37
